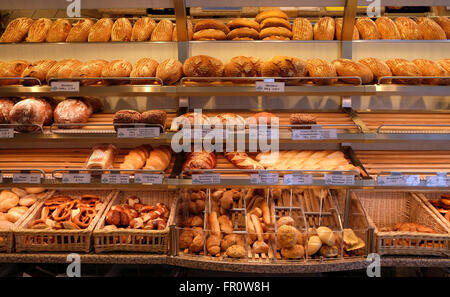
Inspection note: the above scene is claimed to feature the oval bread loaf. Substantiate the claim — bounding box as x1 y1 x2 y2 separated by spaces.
435 17 450 39
46 19 72 42
259 27 292 39
395 17 422 40
131 17 156 41
332 58 373 84
412 59 449 85
26 18 52 42
21 59 57 85
292 18 313 40
385 58 422 84
375 17 400 39
416 17 446 40
355 17 380 39
88 18 113 42
194 19 229 34
66 18 94 42
156 59 183 85
255 10 288 23
314 17 335 40
193 29 226 40
335 18 359 40
1 17 34 43
359 57 392 83
183 55 224 77
151 19 173 41
305 58 337 85
70 59 108 86
227 18 260 32
111 18 132 41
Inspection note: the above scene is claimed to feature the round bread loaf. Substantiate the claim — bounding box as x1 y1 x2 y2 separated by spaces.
385 58 422 84
332 58 373 84
0 17 34 43
21 59 57 85
255 10 288 23
435 16 450 39
111 18 132 42
193 29 226 40
71 59 108 86
355 17 381 40
54 99 92 128
46 19 72 42
141 110 167 129
113 110 143 131
0 60 30 85
151 19 173 41
395 17 422 40
305 58 337 85
259 27 292 39
46 59 82 82
88 18 113 42
131 17 156 41
183 55 224 77
359 57 392 84
224 56 261 80
249 112 278 125
26 18 52 42
260 56 306 85
66 18 94 42
0 98 15 123
80 97 103 113
130 58 159 84
335 18 359 40
314 17 335 40
260 17 292 30
227 18 260 32
416 17 446 40
194 19 229 34
155 59 183 85
412 58 449 85
375 17 400 39
292 18 313 40
9 98 49 132
101 60 132 85
227 27 259 40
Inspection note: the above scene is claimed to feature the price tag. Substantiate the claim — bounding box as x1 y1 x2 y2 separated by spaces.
0 128 14 138
117 127 160 138
426 172 448 187
292 129 337 140
251 171 279 185
134 173 164 184
50 81 79 92
324 174 355 185
192 174 221 185
101 174 129 184
255 81 285 92
377 174 420 186
62 173 91 184
249 128 278 140
13 174 41 184
284 174 313 185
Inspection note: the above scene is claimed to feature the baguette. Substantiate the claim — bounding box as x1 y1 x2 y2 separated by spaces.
355 17 380 39
375 17 400 39
416 17 446 40
209 211 221 237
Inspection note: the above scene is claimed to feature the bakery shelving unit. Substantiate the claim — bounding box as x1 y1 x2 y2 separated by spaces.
0 0 449 274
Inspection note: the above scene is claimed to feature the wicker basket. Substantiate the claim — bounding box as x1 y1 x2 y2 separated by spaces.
14 190 116 253
355 190 450 257
413 192 450 230
0 190 55 253
93 190 176 253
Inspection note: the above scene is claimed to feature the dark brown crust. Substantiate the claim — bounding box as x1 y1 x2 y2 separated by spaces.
113 110 143 130
141 110 167 128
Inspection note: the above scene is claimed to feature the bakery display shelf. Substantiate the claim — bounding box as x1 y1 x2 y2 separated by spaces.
0 0 174 9
185 0 448 7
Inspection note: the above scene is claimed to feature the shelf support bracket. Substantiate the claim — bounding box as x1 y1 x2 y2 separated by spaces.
340 0 357 59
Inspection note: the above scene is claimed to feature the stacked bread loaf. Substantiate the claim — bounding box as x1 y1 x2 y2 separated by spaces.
226 18 260 40
193 19 229 40
255 10 292 40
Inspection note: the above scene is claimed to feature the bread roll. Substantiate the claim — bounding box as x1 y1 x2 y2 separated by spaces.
437 59 450 74
305 58 337 85
54 99 93 128
183 55 224 77
335 18 359 40
194 19 229 34
385 58 422 84
120 145 150 170
151 19 173 41
232 37 254 41
46 59 82 81
21 59 57 85
6 206 28 223
228 18 260 32
1 17 34 43
435 17 450 39
71 59 108 86
193 29 226 40
0 98 15 124
416 17 446 40
101 60 132 84
155 59 183 85
314 17 335 40
259 27 292 39
395 17 422 40
131 17 156 41
88 18 113 42
46 19 72 42
227 27 259 40
144 146 172 171
0 220 14 229
412 59 449 85
224 56 261 80
292 18 313 40
111 18 132 42
332 58 373 84
0 60 30 85
11 188 28 198
260 17 291 30
26 18 52 42
255 10 288 23
375 17 400 39
0 191 19 212
130 58 159 84
307 235 322 255
355 17 380 40
359 57 392 84
260 56 306 84
19 195 37 207
25 187 45 194
66 18 94 42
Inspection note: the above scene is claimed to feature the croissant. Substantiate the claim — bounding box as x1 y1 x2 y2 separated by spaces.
182 151 217 172
143 146 172 171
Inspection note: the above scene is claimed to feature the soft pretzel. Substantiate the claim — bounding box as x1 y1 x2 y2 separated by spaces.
73 207 97 228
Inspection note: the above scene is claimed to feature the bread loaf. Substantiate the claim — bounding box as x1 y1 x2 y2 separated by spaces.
290 113 317 127
193 29 226 40
375 17 400 39
227 28 259 40
292 18 313 40
260 56 306 84
26 18 52 42
412 59 449 85
144 146 172 171
66 18 93 42
224 152 264 170
305 58 337 85
224 56 261 81
335 18 359 40
113 110 143 131
130 58 159 84
155 59 183 85
0 60 30 85
141 110 167 128
314 17 335 40
233 37 254 41
151 19 173 41
1 17 34 43
259 27 292 39
9 98 50 132
385 58 422 84
437 59 450 74
71 59 108 86
210 113 246 127
131 17 156 41
255 10 288 23
0 98 15 123
435 17 450 39
355 17 380 40
86 144 116 169
46 19 72 42
54 99 92 128
332 58 373 84
88 18 113 42
111 18 132 42
183 55 224 77
395 17 422 40
416 17 446 40
260 17 291 30
46 59 82 81
101 60 132 84
228 18 260 31
21 59 57 85
172 19 193 41
194 19 229 34
248 112 278 125
358 57 392 83
182 151 217 172
171 112 211 130
262 36 290 40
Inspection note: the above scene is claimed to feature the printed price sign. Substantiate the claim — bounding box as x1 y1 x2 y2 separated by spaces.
117 127 160 138
62 173 91 184
251 171 279 185
255 80 285 92
0 129 14 138
101 174 129 184
324 174 355 185
134 173 164 184
50 81 79 92
12 174 41 184
426 172 448 187
292 128 337 140
192 174 221 185
249 128 278 140
284 173 313 185
377 174 420 186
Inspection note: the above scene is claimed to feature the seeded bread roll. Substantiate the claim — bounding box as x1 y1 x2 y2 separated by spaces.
228 18 260 32
113 110 143 131
255 10 288 23
292 18 313 40
435 17 450 39
385 58 422 84
71 59 108 86
355 17 380 40
305 58 337 85
0 60 30 85
66 18 94 42
46 19 72 42
314 17 335 40
259 27 292 39
21 59 57 85
332 58 373 84
261 56 306 85
416 17 446 40
131 17 156 41
227 27 260 40
54 99 93 128
111 18 132 42
151 19 173 41
224 56 261 82
359 57 392 84
26 18 52 42
194 19 229 34
0 98 15 124
290 113 317 127
412 59 449 85
101 60 132 85
395 17 422 40
1 17 34 43
130 58 159 84
46 59 82 82
141 110 167 129
155 59 183 85
260 17 292 30
193 29 226 40
335 18 359 40
375 17 400 39
183 55 224 77
88 18 113 42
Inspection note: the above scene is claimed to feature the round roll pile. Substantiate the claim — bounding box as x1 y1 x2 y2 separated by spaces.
255 9 292 40
227 18 260 40
193 19 229 40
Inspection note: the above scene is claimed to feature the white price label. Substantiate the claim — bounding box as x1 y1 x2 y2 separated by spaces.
284 174 313 185
0 129 14 138
192 174 221 185
101 174 129 184
251 171 279 185
426 173 448 187
50 81 79 92
377 175 420 186
255 81 285 92
324 174 355 185
117 127 160 138
62 173 91 184
292 129 337 140
134 173 164 184
249 128 278 140
13 174 41 184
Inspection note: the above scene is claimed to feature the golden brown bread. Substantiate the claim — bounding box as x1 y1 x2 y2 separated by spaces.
437 59 450 74
130 58 159 83
194 19 229 34
101 60 132 84
120 145 150 170
375 17 400 39
332 58 373 84
255 10 288 23
224 56 261 79
314 17 335 40
46 19 72 42
193 29 226 40
292 18 313 40
232 37 254 40
88 18 113 42
155 59 183 85
151 19 173 41
305 58 337 85
66 18 94 42
259 27 292 39
111 18 132 42
1 17 34 43
71 59 108 86
131 17 156 41
435 17 450 39
416 17 446 40
143 146 172 171
227 18 260 32
355 17 380 40
262 36 290 40
260 56 306 85
385 58 422 84
183 55 224 77
335 18 359 40
395 17 422 40
0 60 30 85
172 19 193 41
260 17 291 30
46 59 82 81
227 27 259 40
21 59 57 85
412 59 449 85
26 18 52 42
358 57 392 84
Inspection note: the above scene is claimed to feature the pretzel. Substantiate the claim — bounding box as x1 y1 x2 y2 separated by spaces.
73 207 97 228
139 205 158 213
44 196 72 206
52 204 72 221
